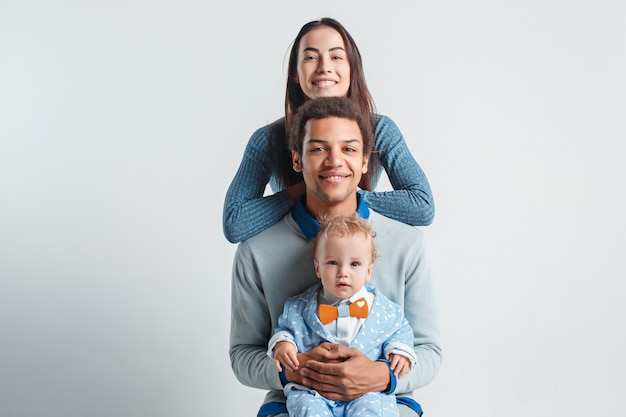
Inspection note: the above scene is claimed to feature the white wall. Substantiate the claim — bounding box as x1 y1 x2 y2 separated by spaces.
1 1 625 416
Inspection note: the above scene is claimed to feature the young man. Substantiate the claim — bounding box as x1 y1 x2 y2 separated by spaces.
229 97 441 417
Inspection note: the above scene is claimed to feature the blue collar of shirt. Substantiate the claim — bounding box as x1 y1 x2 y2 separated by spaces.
292 193 370 240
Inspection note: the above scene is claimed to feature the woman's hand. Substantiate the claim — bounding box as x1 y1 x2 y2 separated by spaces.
286 181 306 201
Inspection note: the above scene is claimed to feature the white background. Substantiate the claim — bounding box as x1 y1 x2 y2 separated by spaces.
1 1 625 416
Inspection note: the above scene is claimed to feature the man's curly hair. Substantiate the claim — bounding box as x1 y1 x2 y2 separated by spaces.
288 97 374 160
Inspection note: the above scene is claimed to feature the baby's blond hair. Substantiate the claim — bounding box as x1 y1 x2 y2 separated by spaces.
312 214 377 262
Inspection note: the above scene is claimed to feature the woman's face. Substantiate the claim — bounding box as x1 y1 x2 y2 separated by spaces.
295 26 351 100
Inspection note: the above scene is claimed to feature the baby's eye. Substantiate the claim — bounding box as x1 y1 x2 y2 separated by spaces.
351 262 361 267
328 260 338 265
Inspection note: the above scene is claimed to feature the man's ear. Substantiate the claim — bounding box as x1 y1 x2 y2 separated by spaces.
362 155 370 174
292 151 303 172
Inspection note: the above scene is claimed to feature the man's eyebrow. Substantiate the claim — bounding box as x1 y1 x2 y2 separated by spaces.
306 138 361 144
305 138 328 144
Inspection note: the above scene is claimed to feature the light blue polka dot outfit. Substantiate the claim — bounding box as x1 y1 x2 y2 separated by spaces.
271 283 416 417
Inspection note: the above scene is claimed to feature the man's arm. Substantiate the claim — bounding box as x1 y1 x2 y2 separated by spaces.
394 236 442 393
229 245 284 391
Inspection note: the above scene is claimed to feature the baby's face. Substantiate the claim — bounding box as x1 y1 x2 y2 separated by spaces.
314 233 373 299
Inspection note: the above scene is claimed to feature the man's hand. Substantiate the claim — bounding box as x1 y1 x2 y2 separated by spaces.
283 343 339 385
298 342 390 401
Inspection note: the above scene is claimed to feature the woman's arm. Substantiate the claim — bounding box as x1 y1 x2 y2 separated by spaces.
360 115 435 226
222 125 297 243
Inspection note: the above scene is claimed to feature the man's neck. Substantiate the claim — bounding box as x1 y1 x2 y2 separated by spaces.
306 203 358 220
293 194 370 240
303 194 358 220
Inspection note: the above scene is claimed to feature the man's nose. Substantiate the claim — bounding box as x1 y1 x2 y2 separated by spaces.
325 148 343 166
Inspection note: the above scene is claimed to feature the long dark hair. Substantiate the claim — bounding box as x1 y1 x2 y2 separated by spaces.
272 18 378 191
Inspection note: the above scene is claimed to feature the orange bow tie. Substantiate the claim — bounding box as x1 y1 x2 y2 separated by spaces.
318 297 369 325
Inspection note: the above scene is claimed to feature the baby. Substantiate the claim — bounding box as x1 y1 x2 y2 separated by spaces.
268 213 416 417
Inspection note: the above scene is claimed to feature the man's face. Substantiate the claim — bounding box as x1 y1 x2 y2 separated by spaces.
292 116 369 217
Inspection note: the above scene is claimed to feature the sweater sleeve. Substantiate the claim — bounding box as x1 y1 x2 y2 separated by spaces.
229 242 285 391
360 115 435 227
395 234 442 393
222 125 296 243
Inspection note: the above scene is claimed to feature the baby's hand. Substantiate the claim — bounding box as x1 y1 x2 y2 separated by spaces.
273 341 299 372
389 353 412 378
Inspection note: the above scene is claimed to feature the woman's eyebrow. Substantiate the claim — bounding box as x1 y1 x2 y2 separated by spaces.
302 46 345 53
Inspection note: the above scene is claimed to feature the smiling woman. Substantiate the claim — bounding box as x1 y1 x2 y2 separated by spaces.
294 27 351 99
221 17 435 244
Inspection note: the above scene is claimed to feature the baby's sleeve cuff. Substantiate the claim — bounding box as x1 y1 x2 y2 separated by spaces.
377 359 397 394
